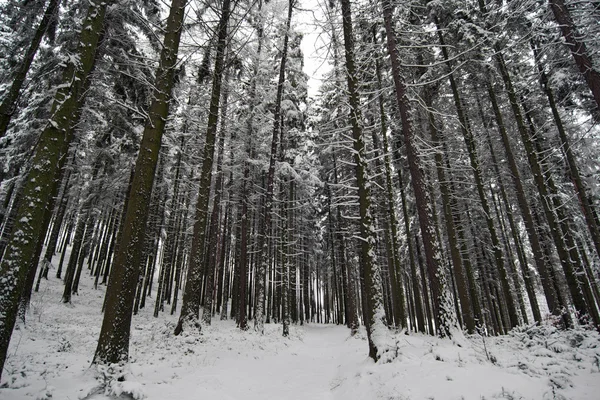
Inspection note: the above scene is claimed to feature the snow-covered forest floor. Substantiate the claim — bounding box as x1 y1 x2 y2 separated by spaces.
2 275 600 400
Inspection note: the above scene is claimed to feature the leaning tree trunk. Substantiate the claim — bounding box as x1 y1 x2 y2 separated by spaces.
482 122 542 323
0 0 109 379
531 41 600 261
549 0 600 113
494 46 586 326
0 0 61 139
254 0 294 334
435 23 519 329
338 0 392 361
93 0 186 365
174 0 231 335
483 84 553 322
380 0 456 337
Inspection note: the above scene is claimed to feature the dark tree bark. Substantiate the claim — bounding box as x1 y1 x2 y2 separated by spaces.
380 0 456 337
549 0 600 113
93 0 186 365
36 153 74 291
484 126 541 323
425 94 475 333
531 41 600 261
434 22 518 328
0 0 61 139
494 46 586 326
0 0 109 378
338 0 392 361
175 0 231 335
484 82 556 320
373 41 406 329
202 65 231 325
254 0 294 334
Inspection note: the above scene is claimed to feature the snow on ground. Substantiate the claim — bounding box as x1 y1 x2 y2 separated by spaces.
2 274 600 400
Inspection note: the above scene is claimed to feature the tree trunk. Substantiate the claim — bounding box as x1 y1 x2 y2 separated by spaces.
380 0 456 337
426 96 475 333
373 43 406 329
36 154 74 291
0 0 108 378
254 0 294 334
485 82 556 320
495 47 587 325
93 0 186 365
532 41 600 261
202 66 230 325
435 23 517 328
549 0 600 113
0 0 61 139
484 128 541 323
175 0 231 335
338 0 391 360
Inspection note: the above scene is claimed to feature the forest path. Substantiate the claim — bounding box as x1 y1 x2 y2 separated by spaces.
139 322 366 400
222 324 362 400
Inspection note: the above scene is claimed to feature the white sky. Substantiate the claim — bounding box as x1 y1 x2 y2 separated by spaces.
296 0 332 98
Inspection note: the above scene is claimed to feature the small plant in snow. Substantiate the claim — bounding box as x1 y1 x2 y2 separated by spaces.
476 325 496 364
56 337 71 352
544 383 567 400
35 385 54 400
96 363 146 400
31 285 50 322
496 387 521 399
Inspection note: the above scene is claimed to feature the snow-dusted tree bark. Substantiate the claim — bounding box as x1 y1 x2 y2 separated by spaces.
0 0 109 379
434 21 518 329
254 0 294 334
338 0 394 361
482 117 542 324
494 45 589 326
549 0 600 113
202 64 231 325
379 0 456 337
0 0 60 139
531 41 600 262
371 40 406 329
175 0 232 335
93 0 186 365
160 136 185 315
424 86 475 333
35 159 72 291
484 81 552 322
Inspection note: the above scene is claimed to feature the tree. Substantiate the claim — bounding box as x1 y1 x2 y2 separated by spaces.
549 0 600 113
253 0 295 334
0 0 60 139
175 0 232 335
379 0 457 337
94 0 187 365
338 0 394 361
0 0 110 379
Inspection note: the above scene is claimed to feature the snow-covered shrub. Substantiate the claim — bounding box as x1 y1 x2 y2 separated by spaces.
96 363 146 400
